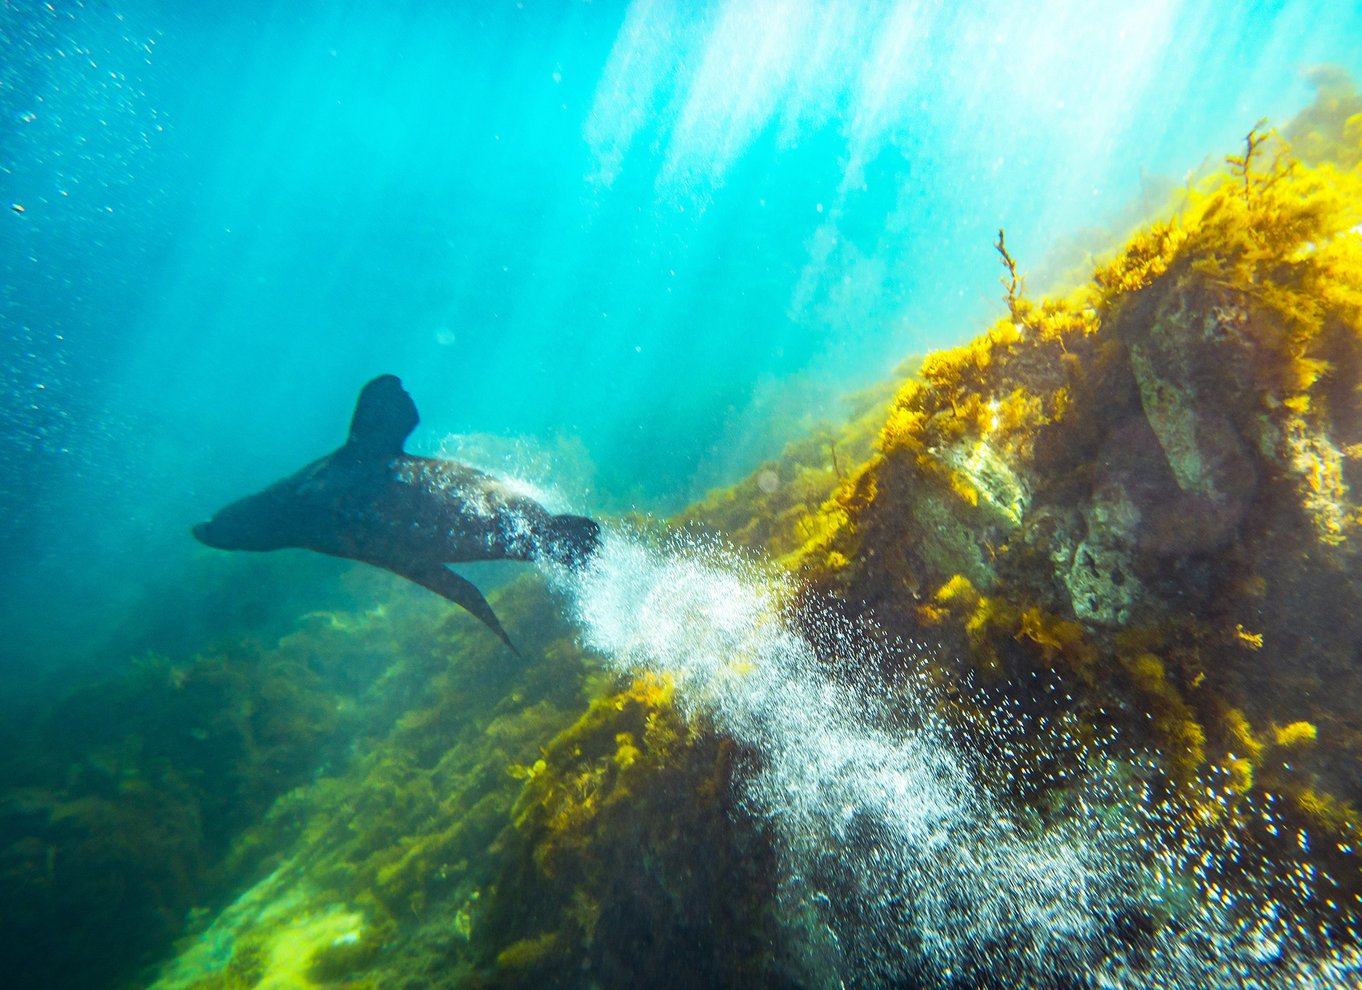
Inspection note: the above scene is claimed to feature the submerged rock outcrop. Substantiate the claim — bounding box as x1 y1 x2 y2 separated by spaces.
7 81 1362 990
741 118 1362 956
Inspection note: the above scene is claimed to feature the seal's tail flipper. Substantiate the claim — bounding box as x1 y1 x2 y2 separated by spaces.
404 564 521 657
537 513 601 569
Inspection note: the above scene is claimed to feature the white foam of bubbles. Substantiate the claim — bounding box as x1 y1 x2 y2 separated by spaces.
549 527 1362 989
434 432 588 515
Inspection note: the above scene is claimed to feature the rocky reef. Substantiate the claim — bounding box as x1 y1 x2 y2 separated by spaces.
130 575 787 990
716 92 1362 956
0 561 463 989
6 77 1362 990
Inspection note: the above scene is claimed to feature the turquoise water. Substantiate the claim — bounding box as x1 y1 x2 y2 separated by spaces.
5 0 1362 679
4 2 1362 986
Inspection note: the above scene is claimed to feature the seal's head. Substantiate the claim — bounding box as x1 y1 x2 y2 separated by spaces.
192 485 296 552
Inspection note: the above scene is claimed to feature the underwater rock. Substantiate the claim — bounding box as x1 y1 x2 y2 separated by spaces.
1123 288 1257 520
18 91 1362 990
0 561 493 990
593 106 1362 983
130 571 789 990
762 122 1362 954
473 676 786 990
1057 489 1143 626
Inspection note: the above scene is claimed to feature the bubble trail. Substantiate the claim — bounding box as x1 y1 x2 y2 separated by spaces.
551 528 1362 989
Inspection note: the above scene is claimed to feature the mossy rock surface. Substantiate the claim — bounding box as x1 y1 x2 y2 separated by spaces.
761 119 1362 938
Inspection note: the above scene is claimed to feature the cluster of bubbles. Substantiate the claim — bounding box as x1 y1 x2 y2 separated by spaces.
435 432 596 518
1 0 164 210
556 528 1362 988
2 0 167 556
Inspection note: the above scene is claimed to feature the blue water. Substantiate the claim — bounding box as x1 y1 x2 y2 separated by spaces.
3 0 1361 695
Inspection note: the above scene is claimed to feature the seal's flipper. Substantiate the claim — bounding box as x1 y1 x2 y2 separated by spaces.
405 564 521 657
347 375 419 459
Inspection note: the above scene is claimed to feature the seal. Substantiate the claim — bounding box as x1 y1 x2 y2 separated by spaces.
192 375 599 654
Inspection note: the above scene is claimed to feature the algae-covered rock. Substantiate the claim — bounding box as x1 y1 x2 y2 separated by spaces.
14 75 1362 990
139 575 603 990
136 580 786 990
773 120 1362 943
470 676 786 990
678 380 892 563
0 618 379 990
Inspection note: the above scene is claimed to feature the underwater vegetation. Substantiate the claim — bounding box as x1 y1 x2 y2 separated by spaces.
0 560 416 989
9 73 1362 990
1286 65 1362 172
676 379 893 562
744 83 1362 960
475 674 787 990
142 575 597 990
137 572 786 990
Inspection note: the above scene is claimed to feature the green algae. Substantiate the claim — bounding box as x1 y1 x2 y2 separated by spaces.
133 584 783 990
160 579 598 990
150 867 368 990
0 628 367 990
0 555 527 990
